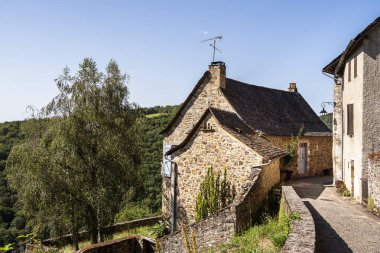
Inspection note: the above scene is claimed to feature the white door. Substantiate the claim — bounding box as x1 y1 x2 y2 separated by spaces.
299 143 307 175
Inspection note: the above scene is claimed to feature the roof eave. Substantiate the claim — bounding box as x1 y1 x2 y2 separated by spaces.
160 71 211 134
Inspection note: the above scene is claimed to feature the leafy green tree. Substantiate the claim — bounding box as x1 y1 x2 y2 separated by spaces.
6 58 140 249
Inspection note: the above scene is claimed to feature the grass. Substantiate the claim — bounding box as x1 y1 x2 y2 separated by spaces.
145 113 168 118
58 224 163 253
208 199 291 253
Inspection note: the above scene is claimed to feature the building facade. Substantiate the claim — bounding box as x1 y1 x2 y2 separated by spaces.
323 17 380 205
163 62 332 230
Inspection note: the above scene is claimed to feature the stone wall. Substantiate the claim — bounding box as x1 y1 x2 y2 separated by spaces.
281 186 315 253
159 206 236 253
76 236 155 253
363 24 380 180
160 161 281 253
164 114 264 226
368 158 380 207
267 136 332 176
235 159 280 232
333 82 343 181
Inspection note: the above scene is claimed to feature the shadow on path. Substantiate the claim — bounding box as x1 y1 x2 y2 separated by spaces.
303 201 352 253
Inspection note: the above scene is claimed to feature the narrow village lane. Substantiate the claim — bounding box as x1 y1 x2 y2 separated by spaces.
287 176 380 253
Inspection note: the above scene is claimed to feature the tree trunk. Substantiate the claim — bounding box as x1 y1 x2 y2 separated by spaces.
72 229 79 251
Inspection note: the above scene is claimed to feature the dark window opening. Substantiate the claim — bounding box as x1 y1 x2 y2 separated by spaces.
347 104 354 136
348 60 352 82
354 56 358 78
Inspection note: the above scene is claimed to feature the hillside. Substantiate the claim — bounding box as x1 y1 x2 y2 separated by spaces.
0 121 27 245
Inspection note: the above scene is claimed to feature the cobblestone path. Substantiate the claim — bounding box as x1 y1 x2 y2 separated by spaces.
287 176 380 253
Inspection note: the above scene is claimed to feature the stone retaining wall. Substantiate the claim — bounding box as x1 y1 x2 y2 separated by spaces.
368 158 380 208
160 161 280 252
281 186 315 253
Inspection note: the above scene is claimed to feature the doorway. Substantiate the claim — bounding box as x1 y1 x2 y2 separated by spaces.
299 143 307 175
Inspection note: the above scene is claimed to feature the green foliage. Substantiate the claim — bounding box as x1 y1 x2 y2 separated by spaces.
0 243 14 253
195 167 234 221
343 190 351 197
149 222 169 238
136 106 178 213
211 197 290 252
116 202 152 222
180 223 198 253
320 113 333 130
367 196 377 212
0 121 27 246
6 58 141 248
277 199 290 237
280 129 302 169
289 211 301 220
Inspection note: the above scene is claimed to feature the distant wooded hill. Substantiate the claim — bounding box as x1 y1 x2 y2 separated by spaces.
320 113 333 130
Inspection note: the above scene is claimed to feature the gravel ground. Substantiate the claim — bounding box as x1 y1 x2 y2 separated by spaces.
287 176 380 253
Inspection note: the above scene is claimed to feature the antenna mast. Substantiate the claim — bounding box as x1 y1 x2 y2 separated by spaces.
201 35 223 62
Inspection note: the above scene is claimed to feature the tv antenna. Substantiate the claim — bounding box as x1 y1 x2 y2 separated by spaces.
201 35 223 62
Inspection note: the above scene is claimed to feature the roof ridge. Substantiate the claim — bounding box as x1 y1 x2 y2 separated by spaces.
226 78 298 94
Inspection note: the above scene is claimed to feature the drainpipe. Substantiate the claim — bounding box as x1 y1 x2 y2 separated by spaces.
168 161 177 234
251 160 272 168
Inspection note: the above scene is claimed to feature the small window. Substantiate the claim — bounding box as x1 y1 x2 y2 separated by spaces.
348 60 351 82
354 56 357 78
347 104 354 136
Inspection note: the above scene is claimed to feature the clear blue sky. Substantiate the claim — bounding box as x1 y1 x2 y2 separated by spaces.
0 0 379 122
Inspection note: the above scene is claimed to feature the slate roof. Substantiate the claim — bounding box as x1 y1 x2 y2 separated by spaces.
222 79 331 136
166 108 285 160
322 16 380 76
210 108 285 159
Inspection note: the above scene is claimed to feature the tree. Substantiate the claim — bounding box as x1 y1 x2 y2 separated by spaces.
6 58 140 249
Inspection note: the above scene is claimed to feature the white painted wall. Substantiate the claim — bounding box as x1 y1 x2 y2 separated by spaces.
342 47 364 200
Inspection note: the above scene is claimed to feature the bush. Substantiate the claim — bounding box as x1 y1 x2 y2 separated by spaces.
367 196 377 212
195 167 234 221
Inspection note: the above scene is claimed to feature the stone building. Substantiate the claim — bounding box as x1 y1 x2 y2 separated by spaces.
162 62 332 229
322 16 380 205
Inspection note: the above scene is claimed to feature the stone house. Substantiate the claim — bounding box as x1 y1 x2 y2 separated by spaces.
162 62 332 230
322 16 380 205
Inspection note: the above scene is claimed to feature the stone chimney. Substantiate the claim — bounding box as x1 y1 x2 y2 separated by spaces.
209 61 226 89
288 82 298 92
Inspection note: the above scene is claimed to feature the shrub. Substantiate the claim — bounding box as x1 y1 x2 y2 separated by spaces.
367 196 377 212
195 167 234 221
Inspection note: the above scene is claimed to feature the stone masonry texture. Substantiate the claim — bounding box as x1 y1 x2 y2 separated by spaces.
363 24 380 206
333 82 343 181
281 186 315 253
160 161 280 253
268 136 332 176
167 113 266 225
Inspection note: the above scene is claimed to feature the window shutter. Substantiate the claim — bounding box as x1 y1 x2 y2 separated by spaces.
354 56 357 78
163 145 172 177
347 104 354 136
348 60 351 82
